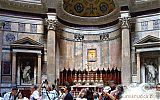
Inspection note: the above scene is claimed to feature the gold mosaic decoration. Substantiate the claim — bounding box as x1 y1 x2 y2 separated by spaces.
63 0 115 17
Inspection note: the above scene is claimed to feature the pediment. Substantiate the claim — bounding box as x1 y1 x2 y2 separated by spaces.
12 37 42 46
134 35 160 48
11 37 43 49
135 35 160 44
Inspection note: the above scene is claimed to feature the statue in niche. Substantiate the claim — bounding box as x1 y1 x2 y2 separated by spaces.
144 61 158 83
21 62 32 84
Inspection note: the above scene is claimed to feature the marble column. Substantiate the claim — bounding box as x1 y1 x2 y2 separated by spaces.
37 53 42 84
136 53 141 83
120 11 131 86
46 13 57 84
0 22 4 83
12 52 16 84
158 57 160 83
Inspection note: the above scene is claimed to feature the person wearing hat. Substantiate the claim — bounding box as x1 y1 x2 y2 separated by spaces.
4 86 19 100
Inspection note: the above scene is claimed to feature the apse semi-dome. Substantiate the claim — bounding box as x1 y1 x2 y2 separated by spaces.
57 0 119 25
63 0 116 17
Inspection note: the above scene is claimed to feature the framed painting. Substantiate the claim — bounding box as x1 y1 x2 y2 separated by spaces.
87 49 97 62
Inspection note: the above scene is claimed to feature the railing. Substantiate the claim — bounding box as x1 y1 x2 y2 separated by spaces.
59 68 121 86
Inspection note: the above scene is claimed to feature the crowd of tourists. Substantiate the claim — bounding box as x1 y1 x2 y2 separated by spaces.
0 80 124 100
76 80 124 100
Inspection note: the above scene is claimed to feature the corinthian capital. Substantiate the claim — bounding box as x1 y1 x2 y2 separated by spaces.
45 19 57 30
119 17 131 29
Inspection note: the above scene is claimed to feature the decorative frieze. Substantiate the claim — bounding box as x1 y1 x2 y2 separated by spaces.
74 34 84 41
100 33 109 40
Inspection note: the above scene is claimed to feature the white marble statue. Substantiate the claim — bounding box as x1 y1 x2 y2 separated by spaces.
144 62 158 83
22 65 31 83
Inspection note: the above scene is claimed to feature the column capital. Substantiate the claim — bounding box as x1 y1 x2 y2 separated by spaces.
45 18 58 30
119 17 131 29
119 11 131 29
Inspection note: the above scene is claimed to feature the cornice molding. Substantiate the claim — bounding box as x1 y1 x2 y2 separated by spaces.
130 0 160 13
0 0 47 14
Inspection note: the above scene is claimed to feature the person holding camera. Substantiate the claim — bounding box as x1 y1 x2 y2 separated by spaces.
30 83 43 100
48 84 59 100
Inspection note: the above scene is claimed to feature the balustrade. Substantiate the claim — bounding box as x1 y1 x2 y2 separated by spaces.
59 67 121 86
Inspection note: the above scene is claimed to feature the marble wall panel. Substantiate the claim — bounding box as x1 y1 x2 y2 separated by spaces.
25 23 31 33
11 22 18 32
59 39 67 70
18 23 25 32
100 41 109 68
31 24 37 33
1 61 11 75
37 24 43 33
74 42 83 70
109 38 121 70
2 52 11 61
1 76 11 83
66 41 74 70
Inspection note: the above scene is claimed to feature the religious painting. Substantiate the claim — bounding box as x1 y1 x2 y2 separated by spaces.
20 60 35 85
87 49 97 62
2 61 11 75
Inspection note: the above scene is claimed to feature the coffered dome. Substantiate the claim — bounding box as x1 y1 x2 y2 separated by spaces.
63 0 116 17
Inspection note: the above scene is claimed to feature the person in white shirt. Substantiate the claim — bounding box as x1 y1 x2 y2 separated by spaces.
48 84 59 100
59 87 66 100
30 85 41 100
4 86 18 100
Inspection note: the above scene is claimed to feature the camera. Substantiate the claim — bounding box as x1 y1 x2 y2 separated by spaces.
43 79 48 84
